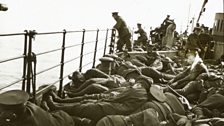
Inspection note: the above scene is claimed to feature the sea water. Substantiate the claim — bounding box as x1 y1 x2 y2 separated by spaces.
0 30 107 92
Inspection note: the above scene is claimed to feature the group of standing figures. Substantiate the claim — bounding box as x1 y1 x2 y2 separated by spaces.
112 13 177 52
112 12 215 61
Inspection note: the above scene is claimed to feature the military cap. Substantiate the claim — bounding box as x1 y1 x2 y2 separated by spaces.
152 51 160 57
122 69 141 80
193 27 202 32
135 55 148 63
96 115 127 126
0 90 29 109
136 75 153 85
112 12 118 16
104 54 118 59
161 57 174 63
148 43 155 47
99 57 114 62
137 23 142 26
68 71 80 80
129 108 160 126
150 85 166 102
136 75 153 91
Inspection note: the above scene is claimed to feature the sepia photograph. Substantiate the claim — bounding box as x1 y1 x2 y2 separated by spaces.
0 0 224 126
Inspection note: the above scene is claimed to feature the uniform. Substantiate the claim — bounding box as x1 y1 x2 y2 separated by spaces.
112 12 132 52
186 33 200 51
134 23 148 48
136 92 186 126
169 60 208 89
96 108 160 126
193 94 224 118
97 57 114 75
198 30 213 59
185 27 202 55
48 87 148 124
175 73 223 103
46 75 153 124
0 90 74 126
96 86 187 126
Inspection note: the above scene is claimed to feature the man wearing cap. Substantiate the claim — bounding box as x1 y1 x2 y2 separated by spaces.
0 90 74 126
112 12 132 52
66 68 110 90
162 15 171 26
173 72 223 103
185 27 202 56
114 53 175 83
45 75 153 125
168 51 209 89
97 84 191 126
134 23 148 50
96 56 115 75
191 92 224 126
198 27 214 59
64 68 126 97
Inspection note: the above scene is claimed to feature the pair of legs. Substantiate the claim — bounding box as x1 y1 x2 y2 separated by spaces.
117 35 132 52
46 96 135 124
140 67 175 83
134 37 147 48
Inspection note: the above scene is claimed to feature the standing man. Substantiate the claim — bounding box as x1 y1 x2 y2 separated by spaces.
112 12 132 52
185 27 202 56
134 23 148 50
162 15 171 26
198 27 213 59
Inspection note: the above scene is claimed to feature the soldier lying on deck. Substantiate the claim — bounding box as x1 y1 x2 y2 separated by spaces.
96 85 224 126
192 93 224 119
96 108 160 126
103 51 176 84
174 72 224 103
45 79 224 126
0 90 74 126
64 53 176 97
168 51 209 89
45 75 154 125
64 68 127 97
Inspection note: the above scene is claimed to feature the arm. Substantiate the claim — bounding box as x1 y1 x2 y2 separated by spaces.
113 17 123 30
150 59 163 71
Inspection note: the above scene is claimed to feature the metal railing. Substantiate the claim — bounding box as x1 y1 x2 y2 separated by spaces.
0 28 116 101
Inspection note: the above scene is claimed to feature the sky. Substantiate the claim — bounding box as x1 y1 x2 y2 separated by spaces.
0 0 223 33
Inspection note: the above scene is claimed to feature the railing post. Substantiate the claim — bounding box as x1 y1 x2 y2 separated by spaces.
22 30 28 91
103 29 109 56
92 29 99 68
26 30 36 94
109 29 116 54
58 29 66 97
79 29 85 72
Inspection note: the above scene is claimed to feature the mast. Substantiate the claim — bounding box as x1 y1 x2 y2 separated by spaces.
186 0 191 32
196 0 208 23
